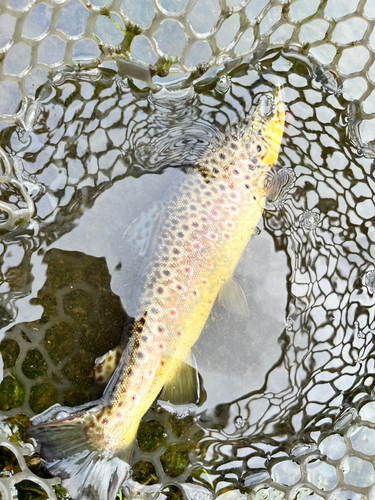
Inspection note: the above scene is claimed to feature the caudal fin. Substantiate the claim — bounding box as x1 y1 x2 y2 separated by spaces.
28 410 131 500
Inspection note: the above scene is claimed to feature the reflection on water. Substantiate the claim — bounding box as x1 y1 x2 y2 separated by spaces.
1 49 375 498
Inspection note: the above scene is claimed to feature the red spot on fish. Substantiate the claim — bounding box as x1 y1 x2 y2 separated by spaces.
177 331 181 336
96 366 102 373
97 376 104 383
193 290 197 296
116 412 122 418
209 233 217 240
159 343 164 349
227 222 233 228
185 267 191 273
194 242 201 250
176 284 183 291
230 205 237 212
202 280 207 285
103 418 108 425
192 222 199 228
211 210 219 217
161 360 165 366
132 396 136 401
170 309 177 316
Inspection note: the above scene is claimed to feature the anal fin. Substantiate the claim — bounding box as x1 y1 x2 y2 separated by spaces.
159 351 202 406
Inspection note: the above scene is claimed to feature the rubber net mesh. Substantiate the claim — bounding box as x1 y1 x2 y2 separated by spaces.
1 0 375 499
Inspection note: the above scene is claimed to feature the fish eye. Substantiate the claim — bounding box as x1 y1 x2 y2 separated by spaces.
260 94 274 116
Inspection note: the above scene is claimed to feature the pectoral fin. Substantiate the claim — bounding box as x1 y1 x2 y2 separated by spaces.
123 202 162 258
160 351 201 405
218 276 249 317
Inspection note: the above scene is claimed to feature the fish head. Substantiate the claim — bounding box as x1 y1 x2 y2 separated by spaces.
244 84 285 170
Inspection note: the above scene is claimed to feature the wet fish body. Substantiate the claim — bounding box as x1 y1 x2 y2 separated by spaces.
28 86 285 500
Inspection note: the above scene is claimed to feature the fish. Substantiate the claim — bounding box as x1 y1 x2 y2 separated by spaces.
27 84 285 500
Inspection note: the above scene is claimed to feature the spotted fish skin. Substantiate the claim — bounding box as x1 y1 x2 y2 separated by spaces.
28 87 285 500
85 87 285 452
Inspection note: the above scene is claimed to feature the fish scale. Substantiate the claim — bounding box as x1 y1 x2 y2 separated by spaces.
28 86 285 500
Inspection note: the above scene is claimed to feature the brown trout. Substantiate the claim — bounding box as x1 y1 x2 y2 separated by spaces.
28 85 285 500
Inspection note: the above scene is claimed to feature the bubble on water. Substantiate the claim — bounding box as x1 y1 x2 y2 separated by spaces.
244 471 270 486
291 442 317 457
365 270 375 293
314 66 340 94
300 210 320 231
234 415 245 428
334 407 358 431
285 317 294 331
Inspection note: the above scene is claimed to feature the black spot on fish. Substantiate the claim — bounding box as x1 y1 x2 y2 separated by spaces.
219 184 226 190
173 248 180 254
151 307 158 314
213 168 219 174
210 158 217 164
249 164 255 171
171 219 178 225
257 145 262 152
190 205 197 210
141 335 148 342
231 143 238 150
163 270 170 276
177 232 184 238
182 224 188 230
157 287 163 294
219 153 225 160
137 352 144 359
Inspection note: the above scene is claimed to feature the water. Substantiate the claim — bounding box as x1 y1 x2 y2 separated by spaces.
1 50 375 499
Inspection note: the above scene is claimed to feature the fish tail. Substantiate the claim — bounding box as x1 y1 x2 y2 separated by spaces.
27 404 131 500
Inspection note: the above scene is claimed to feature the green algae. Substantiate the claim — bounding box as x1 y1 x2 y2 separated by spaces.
0 375 25 411
4 414 31 445
0 446 22 476
22 349 47 379
0 338 20 369
29 383 58 414
15 480 48 500
160 444 191 478
132 460 159 485
137 420 166 453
